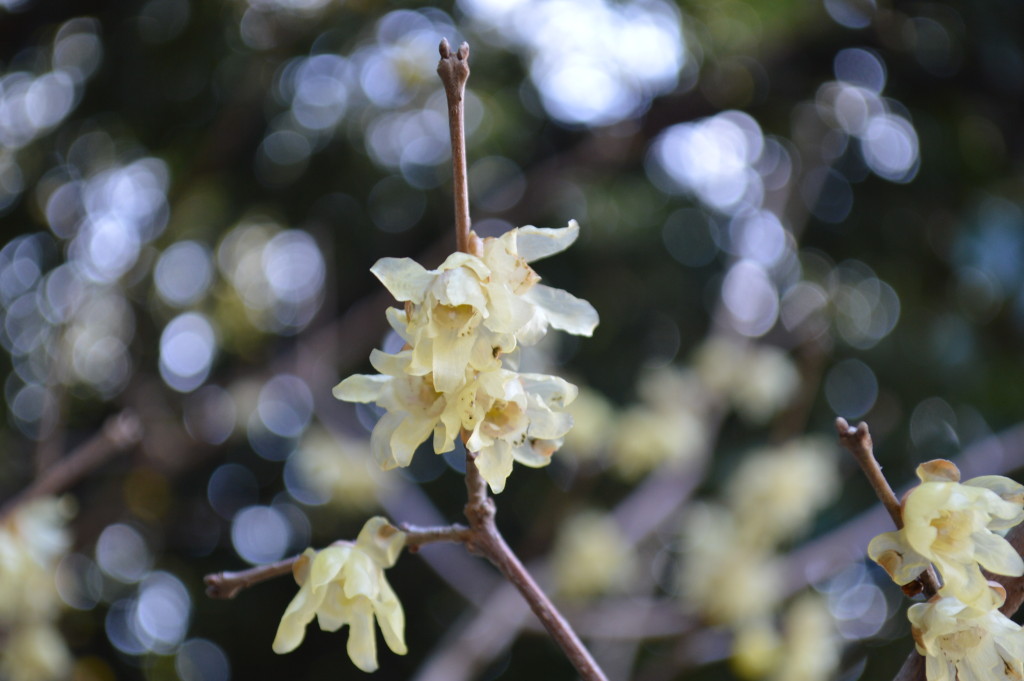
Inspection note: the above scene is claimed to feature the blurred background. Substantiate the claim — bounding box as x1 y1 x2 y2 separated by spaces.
1 0 1024 680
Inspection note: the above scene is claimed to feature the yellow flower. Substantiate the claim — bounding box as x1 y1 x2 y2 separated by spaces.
333 350 459 469
868 460 1024 608
292 429 385 513
0 497 72 623
768 594 840 681
908 586 1024 681
0 623 73 681
461 370 578 493
677 504 783 625
273 517 406 672
693 337 799 423
550 510 635 600
725 437 838 549
369 222 598 394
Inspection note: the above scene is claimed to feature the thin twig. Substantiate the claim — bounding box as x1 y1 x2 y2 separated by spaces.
204 523 472 599
462 452 609 681
437 38 472 254
0 410 142 521
834 417 941 597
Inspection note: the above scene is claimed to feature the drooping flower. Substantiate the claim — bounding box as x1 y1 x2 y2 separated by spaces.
868 459 1024 608
332 350 459 469
693 337 799 424
273 517 406 673
908 586 1024 681
460 370 578 493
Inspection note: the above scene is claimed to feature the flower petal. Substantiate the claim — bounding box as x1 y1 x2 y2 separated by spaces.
972 530 1024 577
868 530 930 585
355 516 406 569
370 258 433 303
333 374 390 403
345 599 379 673
516 220 580 262
523 284 599 338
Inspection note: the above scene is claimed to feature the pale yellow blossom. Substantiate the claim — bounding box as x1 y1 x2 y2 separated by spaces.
333 350 458 469
0 497 72 623
731 620 782 680
908 586 1024 681
868 460 1024 608
562 386 615 459
293 429 385 512
461 370 578 493
725 437 838 548
273 517 406 673
768 594 840 681
693 337 799 423
678 504 783 625
0 623 73 681
610 405 705 481
550 510 635 600
369 221 597 394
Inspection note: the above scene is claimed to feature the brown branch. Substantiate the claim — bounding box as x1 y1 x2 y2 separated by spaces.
834 417 941 597
204 523 472 599
437 38 473 254
462 452 609 681
0 410 142 521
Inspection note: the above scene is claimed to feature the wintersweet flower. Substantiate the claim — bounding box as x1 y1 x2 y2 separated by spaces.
868 459 1024 608
369 221 597 393
273 517 406 673
333 350 459 469
725 437 838 548
908 586 1024 681
550 510 635 600
768 594 840 681
461 370 578 493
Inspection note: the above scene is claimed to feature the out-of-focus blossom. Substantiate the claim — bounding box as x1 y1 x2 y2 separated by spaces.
550 510 635 600
908 586 1024 681
731 620 781 680
868 460 1024 608
293 429 385 512
768 594 840 681
678 504 783 625
0 623 73 681
725 437 838 548
610 404 705 481
273 517 406 672
693 337 799 423
0 497 74 681
562 385 615 460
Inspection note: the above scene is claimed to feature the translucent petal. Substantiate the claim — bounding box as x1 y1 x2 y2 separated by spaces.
355 516 406 568
333 374 390 403
369 348 410 376
385 307 411 342
345 599 379 673
474 441 514 494
389 412 435 467
272 549 325 654
370 411 404 469
373 579 407 655
341 553 378 599
523 284 599 338
972 530 1024 577
520 373 579 409
370 258 433 303
867 530 931 585
310 546 351 588
430 327 475 394
917 459 961 483
516 220 580 263
436 251 490 279
435 267 488 311
527 409 573 440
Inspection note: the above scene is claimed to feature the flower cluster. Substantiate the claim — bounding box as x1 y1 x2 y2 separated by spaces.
0 497 74 681
678 438 841 681
868 459 1024 680
335 222 598 492
273 517 406 673
693 337 800 424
